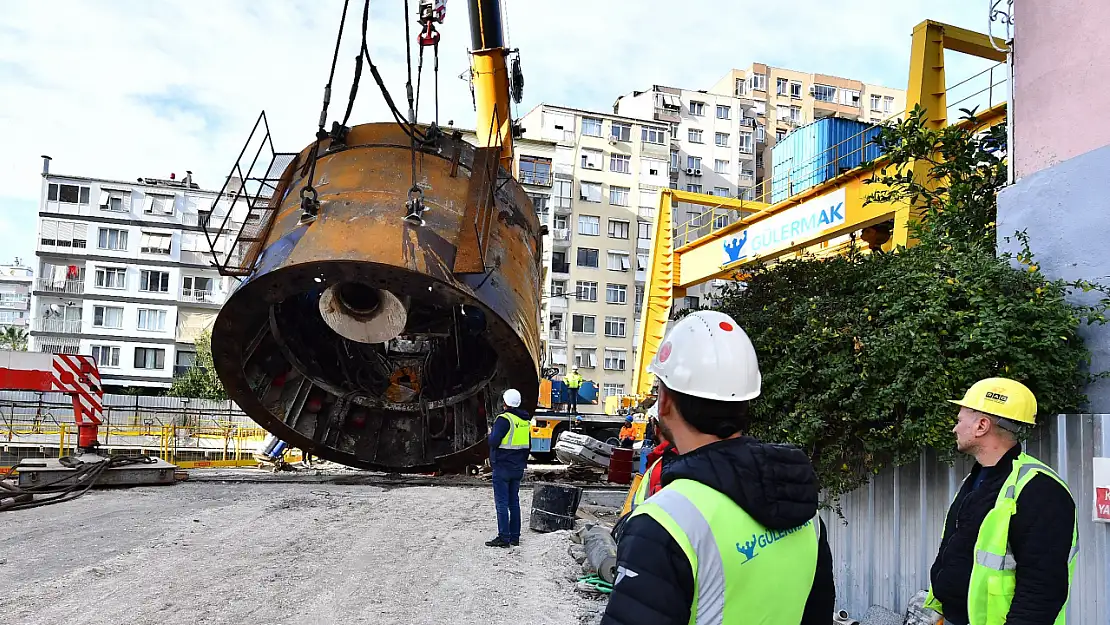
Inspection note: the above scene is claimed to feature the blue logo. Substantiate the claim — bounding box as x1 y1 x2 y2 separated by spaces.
723 230 749 263
735 519 814 564
736 534 759 563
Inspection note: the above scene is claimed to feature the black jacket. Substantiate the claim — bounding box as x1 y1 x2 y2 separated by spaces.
929 444 1076 625
600 436 835 625
487 407 531 475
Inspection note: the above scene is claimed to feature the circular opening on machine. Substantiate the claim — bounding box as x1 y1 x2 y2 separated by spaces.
337 282 382 317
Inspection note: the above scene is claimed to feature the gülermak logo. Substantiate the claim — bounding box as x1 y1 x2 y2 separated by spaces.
723 230 749 263
735 519 815 564
721 195 846 265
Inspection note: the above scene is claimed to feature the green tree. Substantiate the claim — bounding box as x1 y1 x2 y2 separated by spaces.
707 106 1108 499
0 326 28 351
168 330 228 400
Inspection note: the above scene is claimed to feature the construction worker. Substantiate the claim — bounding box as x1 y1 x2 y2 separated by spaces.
485 388 531 548
925 378 1078 625
618 415 636 448
564 367 583 414
601 311 834 625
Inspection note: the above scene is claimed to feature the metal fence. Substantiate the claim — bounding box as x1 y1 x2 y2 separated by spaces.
823 413 1110 622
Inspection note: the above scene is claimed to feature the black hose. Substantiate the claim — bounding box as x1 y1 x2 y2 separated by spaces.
0 455 158 512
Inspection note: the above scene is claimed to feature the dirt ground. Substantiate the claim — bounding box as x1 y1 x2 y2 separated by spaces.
0 480 606 625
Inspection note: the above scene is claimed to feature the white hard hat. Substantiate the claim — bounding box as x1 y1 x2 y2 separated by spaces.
502 388 522 407
647 310 761 402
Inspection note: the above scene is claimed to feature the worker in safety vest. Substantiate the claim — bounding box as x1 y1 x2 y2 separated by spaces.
618 415 636 448
485 388 531 548
564 367 583 414
924 378 1077 625
601 311 834 625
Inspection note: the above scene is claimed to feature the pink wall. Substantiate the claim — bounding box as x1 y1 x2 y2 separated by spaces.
1014 1 1110 179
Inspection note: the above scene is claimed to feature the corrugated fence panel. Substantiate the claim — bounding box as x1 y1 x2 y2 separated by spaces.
0 390 258 427
823 413 1109 622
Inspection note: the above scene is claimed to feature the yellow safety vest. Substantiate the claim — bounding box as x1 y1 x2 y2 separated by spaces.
925 453 1078 625
565 373 583 389
630 478 820 624
498 412 531 450
631 457 662 510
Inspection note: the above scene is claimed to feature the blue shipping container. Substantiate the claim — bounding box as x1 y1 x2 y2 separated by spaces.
769 117 885 204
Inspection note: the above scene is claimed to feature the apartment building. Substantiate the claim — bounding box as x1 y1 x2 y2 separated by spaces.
517 104 670 401
29 158 243 390
709 64 906 199
0 262 33 334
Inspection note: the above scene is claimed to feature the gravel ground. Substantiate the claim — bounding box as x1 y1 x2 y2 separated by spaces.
0 481 601 625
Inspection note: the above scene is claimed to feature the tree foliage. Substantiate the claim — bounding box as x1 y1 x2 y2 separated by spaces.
0 327 28 351
707 106 1109 499
168 330 228 400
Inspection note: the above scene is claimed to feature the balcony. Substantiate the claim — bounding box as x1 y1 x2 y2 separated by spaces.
637 238 652 253
739 118 756 128
181 288 216 304
38 278 85 295
552 198 573 215
548 295 569 311
653 106 682 124
739 172 756 185
638 206 656 221
35 318 82 334
551 228 571 248
551 261 571 275
519 171 553 186
36 337 80 354
548 328 566 343
0 295 29 309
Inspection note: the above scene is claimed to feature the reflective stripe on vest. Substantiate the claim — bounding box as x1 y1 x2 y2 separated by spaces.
925 453 1078 625
498 412 531 450
631 457 662 510
631 479 820 625
565 374 583 389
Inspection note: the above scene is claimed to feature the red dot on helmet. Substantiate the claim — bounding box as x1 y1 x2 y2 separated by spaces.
658 342 672 363
719 322 734 332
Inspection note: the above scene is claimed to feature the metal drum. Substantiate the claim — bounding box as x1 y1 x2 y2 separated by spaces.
209 122 542 472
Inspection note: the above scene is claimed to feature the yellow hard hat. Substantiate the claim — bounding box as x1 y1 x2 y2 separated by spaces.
949 377 1037 425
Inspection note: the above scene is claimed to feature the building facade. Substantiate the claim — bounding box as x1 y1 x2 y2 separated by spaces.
29 160 243 390
517 104 670 401
0 262 33 336
708 64 905 200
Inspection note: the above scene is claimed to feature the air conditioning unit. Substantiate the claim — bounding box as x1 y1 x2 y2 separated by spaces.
808 86 816 95
608 137 619 145
694 169 702 176
686 168 697 175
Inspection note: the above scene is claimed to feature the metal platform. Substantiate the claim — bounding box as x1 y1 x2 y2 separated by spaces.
15 455 178 489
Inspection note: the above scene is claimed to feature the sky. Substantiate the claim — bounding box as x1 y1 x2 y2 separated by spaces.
0 0 1002 268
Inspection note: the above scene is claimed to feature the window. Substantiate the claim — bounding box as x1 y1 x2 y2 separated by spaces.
48 183 91 204
641 157 665 177
791 81 803 99
776 129 787 142
714 132 730 147
670 150 680 170
140 232 172 255
870 94 882 111
581 117 602 137
735 78 748 96
529 193 550 214
871 117 883 124
813 84 837 102
750 73 767 91
777 77 788 95
686 184 703 194
551 280 567 296
638 205 655 220
604 316 627 338
39 219 88 248
738 132 754 154
789 106 802 123
714 159 729 174
553 214 568 230
684 295 700 309
137 308 167 331
714 187 730 198
603 383 625 398
93 305 123 329
97 228 128 251
741 188 755 200
689 101 705 116
94 266 126 289
91 345 120 368
518 155 553 185
573 347 597 369
134 347 166 370
578 215 600 235
635 285 645 310
98 189 128 212
686 156 702 170
140 270 170 293
607 250 630 271
688 128 703 143
145 194 175 214
637 222 652 241
576 248 599 268
637 252 649 270
610 122 631 142
579 181 602 202
883 96 894 113
716 105 731 119
182 276 214 300
571 314 596 334
609 186 630 207
756 124 765 143
608 219 630 239
714 213 730 229
641 127 666 144
609 153 631 174
580 149 602 170
604 348 627 370
553 179 572 209
606 283 627 304
841 89 861 107
575 281 598 302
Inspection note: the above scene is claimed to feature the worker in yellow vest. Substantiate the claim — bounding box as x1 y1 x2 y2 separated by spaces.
924 378 1078 625
485 388 531 548
601 311 834 625
564 367 584 415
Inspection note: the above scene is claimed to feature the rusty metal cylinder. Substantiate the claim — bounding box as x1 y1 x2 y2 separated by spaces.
211 123 542 472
